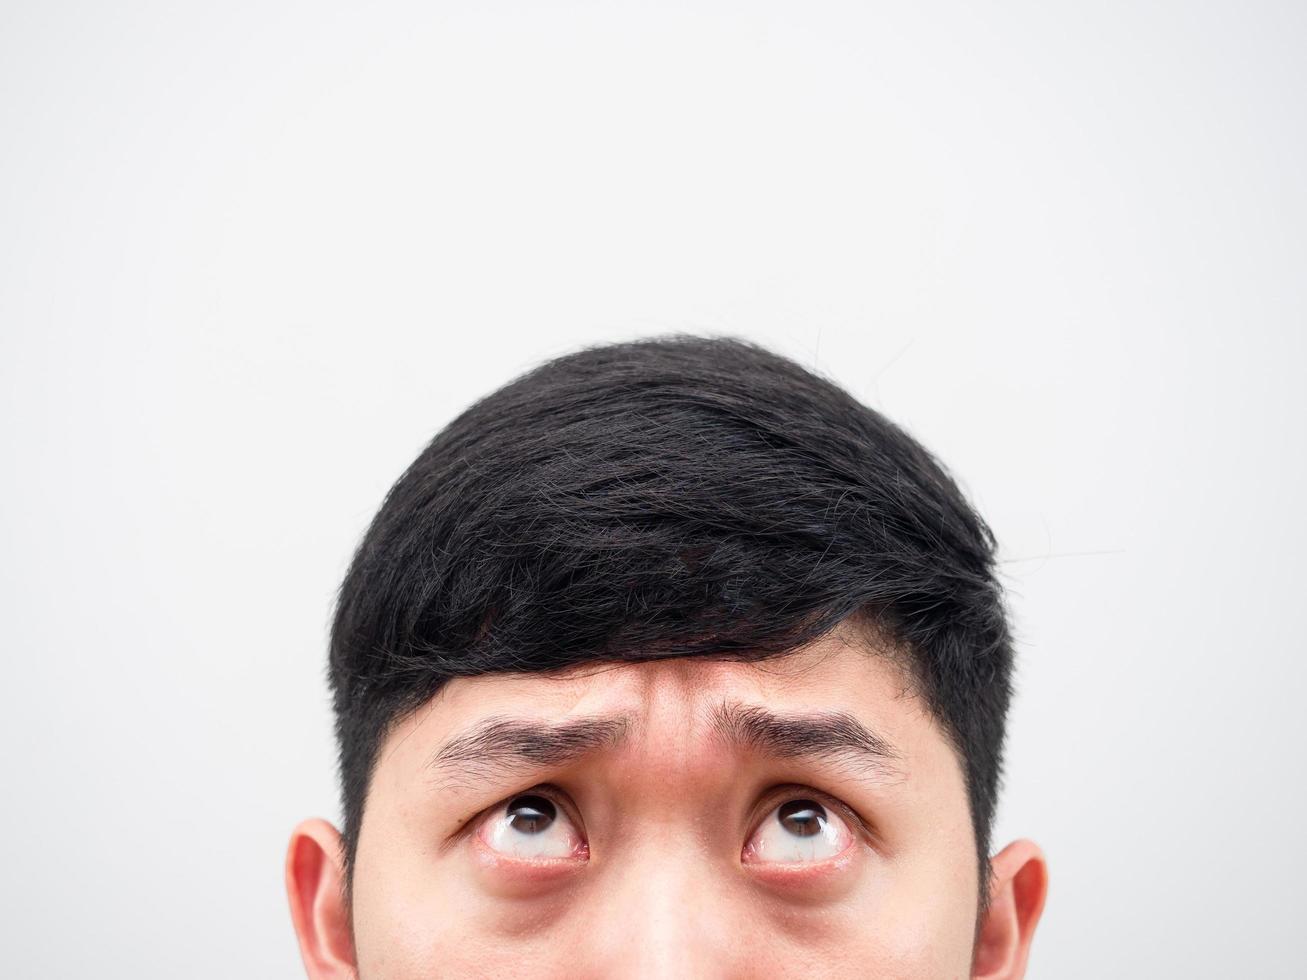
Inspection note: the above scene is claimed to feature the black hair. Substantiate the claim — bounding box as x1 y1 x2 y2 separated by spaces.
328 335 1014 908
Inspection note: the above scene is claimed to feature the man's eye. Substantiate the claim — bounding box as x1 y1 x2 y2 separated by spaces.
477 792 588 860
742 797 855 865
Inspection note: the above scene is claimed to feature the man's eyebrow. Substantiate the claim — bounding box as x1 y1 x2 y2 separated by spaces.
707 700 903 783
426 714 632 790
424 702 902 791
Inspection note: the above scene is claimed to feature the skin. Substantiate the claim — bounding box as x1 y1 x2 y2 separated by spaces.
287 628 1047 978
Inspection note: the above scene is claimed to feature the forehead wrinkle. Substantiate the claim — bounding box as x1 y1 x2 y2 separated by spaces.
425 713 632 792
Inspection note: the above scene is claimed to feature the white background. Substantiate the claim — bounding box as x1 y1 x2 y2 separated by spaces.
2 2 1304 977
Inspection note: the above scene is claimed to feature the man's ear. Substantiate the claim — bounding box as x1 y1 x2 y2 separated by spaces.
285 818 358 979
972 839 1049 979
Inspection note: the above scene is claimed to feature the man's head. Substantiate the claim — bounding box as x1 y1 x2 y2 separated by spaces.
286 336 1047 977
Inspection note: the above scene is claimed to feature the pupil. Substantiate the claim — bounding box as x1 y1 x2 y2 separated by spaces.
777 799 825 838
506 794 556 834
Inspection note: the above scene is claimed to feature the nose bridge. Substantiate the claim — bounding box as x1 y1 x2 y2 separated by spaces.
592 839 736 978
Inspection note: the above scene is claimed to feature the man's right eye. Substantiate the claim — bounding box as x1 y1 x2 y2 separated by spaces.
477 791 589 861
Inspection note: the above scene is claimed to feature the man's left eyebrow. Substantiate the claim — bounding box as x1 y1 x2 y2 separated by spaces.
425 714 632 789
707 700 904 783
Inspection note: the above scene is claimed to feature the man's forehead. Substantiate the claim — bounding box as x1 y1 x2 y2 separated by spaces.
383 631 926 769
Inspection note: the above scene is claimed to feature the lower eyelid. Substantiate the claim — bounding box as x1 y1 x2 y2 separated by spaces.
474 827 589 861
741 842 862 895
468 830 590 896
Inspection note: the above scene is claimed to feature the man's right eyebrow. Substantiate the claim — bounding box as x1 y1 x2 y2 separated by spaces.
425 714 632 790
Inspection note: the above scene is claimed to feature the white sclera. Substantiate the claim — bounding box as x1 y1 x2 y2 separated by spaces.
745 800 853 864
480 797 584 860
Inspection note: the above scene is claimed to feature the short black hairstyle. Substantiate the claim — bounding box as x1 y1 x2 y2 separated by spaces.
328 335 1014 905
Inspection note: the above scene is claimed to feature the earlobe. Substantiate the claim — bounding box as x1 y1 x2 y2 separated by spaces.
285 818 358 979
971 839 1049 979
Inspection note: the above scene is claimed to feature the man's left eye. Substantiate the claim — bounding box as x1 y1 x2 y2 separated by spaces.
741 797 855 865
477 792 588 860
